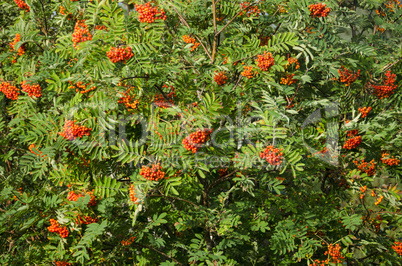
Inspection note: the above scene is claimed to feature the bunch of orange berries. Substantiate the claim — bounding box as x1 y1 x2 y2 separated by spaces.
59 120 92 141
135 2 166 23
286 56 300 69
72 20 92 48
21 81 41 98
239 2 261 17
67 190 97 206
381 152 400 166
281 73 297 85
9 33 25 56
55 262 71 266
260 145 284 166
13 0 29 12
75 215 97 225
182 35 200 52
121 236 136 246
214 71 228 85
256 51 275 71
0 82 20 100
241 66 257 79
154 85 175 108
353 159 376 176
107 47 134 63
308 3 331 17
95 25 107 31
129 184 139 204
68 81 97 94
28 144 47 159
118 89 139 112
392 241 402 255
358 107 371 118
338 66 360 86
372 70 398 99
182 128 213 153
325 243 344 264
47 219 69 238
343 135 361 150
140 163 166 181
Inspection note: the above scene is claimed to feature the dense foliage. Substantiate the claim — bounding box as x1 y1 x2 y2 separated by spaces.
1 0 402 265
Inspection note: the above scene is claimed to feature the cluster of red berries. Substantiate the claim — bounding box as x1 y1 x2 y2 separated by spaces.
214 71 228 85
135 3 167 23
325 244 344 263
75 215 97 225
358 107 371 118
375 195 384 206
308 3 331 17
392 241 402 255
281 73 297 85
256 51 275 71
182 128 213 153
59 120 92 141
9 33 25 57
381 152 400 166
67 190 97 206
260 145 284 166
55 262 71 266
140 163 166 181
95 25 107 31
182 35 200 52
239 2 261 17
129 184 139 204
121 236 136 246
118 89 139 112
154 85 175 108
47 219 69 238
338 66 360 86
68 81 96 94
0 82 20 100
359 185 367 199
372 70 398 99
286 56 300 69
21 81 41 98
107 47 134 63
343 131 361 149
241 66 257 79
72 20 92 48
353 159 376 176
13 0 29 12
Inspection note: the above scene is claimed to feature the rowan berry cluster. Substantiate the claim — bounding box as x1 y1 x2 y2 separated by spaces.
67 190 97 206
375 195 384 206
55 261 71 266
59 120 92 141
358 106 371 118
377 27 385 33
13 0 29 12
118 89 139 112
95 25 107 31
353 159 376 176
154 85 175 108
343 135 361 149
72 20 92 48
260 145 284 166
214 71 228 85
0 82 20 100
308 3 331 17
381 152 400 166
107 47 133 63
121 236 136 246
325 244 344 264
338 66 360 86
241 66 257 79
140 163 166 181
75 215 97 225
239 2 260 17
256 51 275 71
280 73 297 85
129 184 139 203
182 35 200 52
21 81 41 98
182 128 213 153
9 34 25 57
135 3 166 23
47 219 69 238
346 129 359 137
392 241 402 255
28 144 47 159
68 81 97 94
359 185 367 199
372 70 398 99
286 56 300 69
